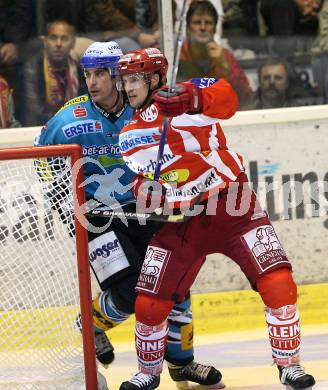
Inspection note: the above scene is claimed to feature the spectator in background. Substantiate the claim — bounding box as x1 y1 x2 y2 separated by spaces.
222 0 259 36
89 0 161 52
0 0 19 67
312 0 328 51
3 1 98 123
5 0 99 61
20 20 84 126
311 0 328 102
260 0 323 56
221 0 264 55
253 59 318 109
0 75 21 128
6 0 98 41
136 0 160 29
6 0 162 56
135 0 161 47
0 0 29 125
178 0 253 110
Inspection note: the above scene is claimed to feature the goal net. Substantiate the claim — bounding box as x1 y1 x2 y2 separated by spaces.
0 145 97 390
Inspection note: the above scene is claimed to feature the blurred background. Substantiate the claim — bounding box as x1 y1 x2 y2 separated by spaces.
0 0 328 129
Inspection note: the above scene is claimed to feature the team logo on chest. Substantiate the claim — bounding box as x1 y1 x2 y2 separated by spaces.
140 104 158 122
62 120 103 139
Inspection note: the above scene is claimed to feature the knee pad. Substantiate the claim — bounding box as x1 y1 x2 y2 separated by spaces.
168 297 192 324
135 320 169 375
92 290 130 332
135 293 174 326
257 268 297 309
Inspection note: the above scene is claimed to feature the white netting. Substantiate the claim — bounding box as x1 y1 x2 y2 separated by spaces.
0 155 86 389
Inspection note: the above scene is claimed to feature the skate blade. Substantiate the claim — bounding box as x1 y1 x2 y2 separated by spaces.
285 387 313 390
97 372 109 390
175 380 225 389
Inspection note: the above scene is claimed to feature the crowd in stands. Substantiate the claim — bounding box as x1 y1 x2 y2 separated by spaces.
20 20 85 126
0 0 327 128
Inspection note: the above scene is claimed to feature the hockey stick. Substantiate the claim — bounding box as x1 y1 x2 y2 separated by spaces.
106 0 194 223
153 0 191 181
87 205 188 223
86 200 191 223
151 0 207 220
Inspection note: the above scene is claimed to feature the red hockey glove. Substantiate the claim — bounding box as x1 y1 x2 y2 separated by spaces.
132 176 166 211
153 81 203 117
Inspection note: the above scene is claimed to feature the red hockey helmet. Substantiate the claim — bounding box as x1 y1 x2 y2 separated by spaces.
116 48 168 83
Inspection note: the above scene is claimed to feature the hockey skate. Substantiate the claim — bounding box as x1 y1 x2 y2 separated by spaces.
76 313 115 367
94 331 115 368
168 361 225 389
278 365 315 389
119 372 160 390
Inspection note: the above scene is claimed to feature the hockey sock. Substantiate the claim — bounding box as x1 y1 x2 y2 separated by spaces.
257 269 300 366
265 304 301 366
92 290 130 332
135 319 169 375
134 294 173 374
166 295 194 366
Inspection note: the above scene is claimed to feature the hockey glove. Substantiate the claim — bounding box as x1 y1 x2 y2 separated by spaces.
153 81 203 117
132 176 166 211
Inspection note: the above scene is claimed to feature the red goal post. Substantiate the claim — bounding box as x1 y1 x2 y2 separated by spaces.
0 144 97 389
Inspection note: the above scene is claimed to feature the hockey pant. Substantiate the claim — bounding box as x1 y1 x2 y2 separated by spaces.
92 289 194 365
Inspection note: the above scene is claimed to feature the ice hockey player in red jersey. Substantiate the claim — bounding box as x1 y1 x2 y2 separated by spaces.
116 47 316 390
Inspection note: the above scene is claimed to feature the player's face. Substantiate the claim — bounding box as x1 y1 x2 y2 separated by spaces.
260 64 288 94
122 73 149 108
188 12 216 44
84 68 116 106
44 23 75 63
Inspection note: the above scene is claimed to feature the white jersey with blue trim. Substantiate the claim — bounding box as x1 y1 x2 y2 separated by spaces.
35 94 135 202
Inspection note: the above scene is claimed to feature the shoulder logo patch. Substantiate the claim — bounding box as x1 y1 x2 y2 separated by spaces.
74 105 87 118
56 95 89 115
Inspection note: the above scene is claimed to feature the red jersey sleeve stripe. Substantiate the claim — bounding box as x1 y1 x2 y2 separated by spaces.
218 149 243 177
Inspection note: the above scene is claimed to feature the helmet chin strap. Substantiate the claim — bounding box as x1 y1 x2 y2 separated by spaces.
138 89 154 110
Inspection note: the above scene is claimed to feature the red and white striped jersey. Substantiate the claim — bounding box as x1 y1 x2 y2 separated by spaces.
119 78 244 207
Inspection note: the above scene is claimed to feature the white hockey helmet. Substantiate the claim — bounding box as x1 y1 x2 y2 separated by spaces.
80 41 123 76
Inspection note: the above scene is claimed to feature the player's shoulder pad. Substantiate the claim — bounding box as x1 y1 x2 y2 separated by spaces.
190 78 219 89
35 112 61 145
36 94 87 144
55 94 89 116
